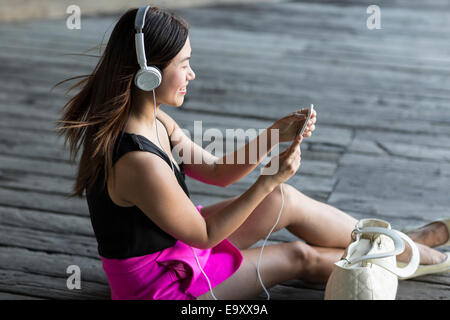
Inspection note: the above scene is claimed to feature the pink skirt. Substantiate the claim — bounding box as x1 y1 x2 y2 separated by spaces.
100 205 244 300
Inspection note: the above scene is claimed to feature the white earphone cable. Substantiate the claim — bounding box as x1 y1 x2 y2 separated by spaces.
191 247 219 300
153 88 283 300
152 90 217 299
153 90 174 174
257 182 284 300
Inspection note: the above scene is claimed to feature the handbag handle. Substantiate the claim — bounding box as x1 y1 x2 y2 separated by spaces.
345 227 419 278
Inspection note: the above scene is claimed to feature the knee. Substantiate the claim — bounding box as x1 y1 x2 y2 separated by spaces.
288 241 317 275
296 244 336 284
271 183 296 207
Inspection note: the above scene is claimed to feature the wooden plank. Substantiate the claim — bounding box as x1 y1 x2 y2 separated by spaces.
327 191 450 230
333 166 450 206
0 135 336 184
291 0 450 13
339 152 450 178
252 283 324 300
335 154 450 202
0 16 450 119
2 13 449 61
0 154 76 178
187 100 450 136
0 147 335 193
352 129 450 152
0 246 107 284
0 99 354 163
0 165 335 210
0 1 446 43
397 280 450 300
0 291 44 300
0 205 93 236
177 3 450 41
0 3 448 110
3 30 450 83
349 131 450 162
0 112 64 132
0 170 75 195
0 269 109 300
0 169 334 217
328 159 450 227
3 65 447 126
2 48 448 124
3 90 448 142
0 187 87 216
3 47 450 116
0 224 98 258
2 53 449 135
0 207 297 261
3 91 448 147
0 106 352 153
0 142 73 162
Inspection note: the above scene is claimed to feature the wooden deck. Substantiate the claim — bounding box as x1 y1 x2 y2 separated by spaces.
0 0 449 300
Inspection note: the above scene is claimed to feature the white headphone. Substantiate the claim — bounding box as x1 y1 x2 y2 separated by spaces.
134 6 162 91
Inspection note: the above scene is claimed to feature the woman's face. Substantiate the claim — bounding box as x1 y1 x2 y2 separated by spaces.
156 36 195 107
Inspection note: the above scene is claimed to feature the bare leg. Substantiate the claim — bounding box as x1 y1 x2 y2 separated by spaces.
200 184 357 250
198 184 346 290
282 184 447 265
282 184 359 249
198 182 447 296
196 240 345 300
196 241 308 300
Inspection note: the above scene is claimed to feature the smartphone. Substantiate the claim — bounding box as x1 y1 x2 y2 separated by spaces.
296 104 314 138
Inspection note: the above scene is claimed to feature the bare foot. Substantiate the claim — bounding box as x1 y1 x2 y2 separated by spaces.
406 221 449 248
397 242 447 265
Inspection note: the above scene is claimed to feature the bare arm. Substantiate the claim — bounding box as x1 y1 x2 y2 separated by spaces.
157 109 280 187
204 175 275 247
157 109 220 186
119 151 276 249
215 127 278 187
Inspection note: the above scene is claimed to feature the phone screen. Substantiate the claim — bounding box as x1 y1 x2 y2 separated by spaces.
297 104 314 138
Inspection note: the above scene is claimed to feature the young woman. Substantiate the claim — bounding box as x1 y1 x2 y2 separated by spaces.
56 6 449 300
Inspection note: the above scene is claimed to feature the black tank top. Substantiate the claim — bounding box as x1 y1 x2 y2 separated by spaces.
86 131 190 259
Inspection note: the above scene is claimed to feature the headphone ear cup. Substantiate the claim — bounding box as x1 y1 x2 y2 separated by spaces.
134 66 162 91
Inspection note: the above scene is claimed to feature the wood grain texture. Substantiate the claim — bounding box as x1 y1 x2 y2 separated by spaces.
0 0 449 300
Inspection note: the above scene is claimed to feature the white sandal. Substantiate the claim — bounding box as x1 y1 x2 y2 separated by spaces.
397 251 450 280
402 218 450 248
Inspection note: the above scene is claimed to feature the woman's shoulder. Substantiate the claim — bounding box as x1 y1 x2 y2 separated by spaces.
110 150 178 205
115 149 166 173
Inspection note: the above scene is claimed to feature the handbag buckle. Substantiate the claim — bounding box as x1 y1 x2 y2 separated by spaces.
351 227 361 241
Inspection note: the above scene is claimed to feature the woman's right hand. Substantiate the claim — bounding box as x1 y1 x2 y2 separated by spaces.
260 134 304 188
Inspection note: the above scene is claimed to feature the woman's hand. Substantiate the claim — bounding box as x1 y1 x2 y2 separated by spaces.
269 108 317 143
259 134 304 187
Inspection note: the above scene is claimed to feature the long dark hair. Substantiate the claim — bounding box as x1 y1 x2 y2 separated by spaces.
54 7 189 198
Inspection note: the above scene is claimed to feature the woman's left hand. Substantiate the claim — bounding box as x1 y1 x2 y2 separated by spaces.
269 108 317 143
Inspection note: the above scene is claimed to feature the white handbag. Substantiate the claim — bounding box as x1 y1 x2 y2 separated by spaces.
324 218 419 300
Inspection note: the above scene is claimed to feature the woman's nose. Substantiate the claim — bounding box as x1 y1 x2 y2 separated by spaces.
188 68 195 81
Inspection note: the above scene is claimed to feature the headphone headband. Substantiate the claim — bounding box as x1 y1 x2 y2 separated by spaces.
134 5 162 91
135 6 150 32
